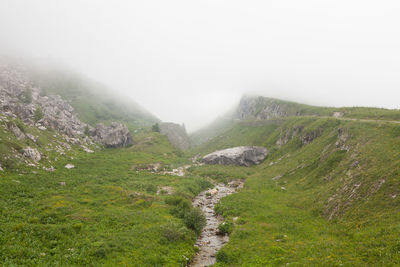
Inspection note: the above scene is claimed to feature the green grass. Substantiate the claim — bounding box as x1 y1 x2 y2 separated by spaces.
0 144 213 266
2 100 400 266
188 117 400 266
0 117 213 266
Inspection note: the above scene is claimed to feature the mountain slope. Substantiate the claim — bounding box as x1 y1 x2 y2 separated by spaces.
28 63 159 132
189 106 400 266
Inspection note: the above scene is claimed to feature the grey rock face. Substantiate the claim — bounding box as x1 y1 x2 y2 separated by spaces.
235 95 287 120
22 147 41 162
92 122 133 148
202 146 268 166
159 122 190 150
0 62 86 137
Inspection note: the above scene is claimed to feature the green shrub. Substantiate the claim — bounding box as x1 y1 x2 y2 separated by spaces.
183 208 206 235
218 221 233 235
33 106 44 122
152 123 160 132
165 195 186 206
84 125 91 136
170 199 192 219
160 221 189 242
216 250 231 263
166 195 206 234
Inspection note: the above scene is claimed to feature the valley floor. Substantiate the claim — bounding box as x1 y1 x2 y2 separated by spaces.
1 116 400 266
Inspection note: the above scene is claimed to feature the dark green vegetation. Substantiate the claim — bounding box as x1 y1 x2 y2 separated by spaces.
189 116 400 266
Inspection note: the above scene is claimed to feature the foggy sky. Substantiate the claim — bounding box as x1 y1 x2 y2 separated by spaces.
1 1 399 132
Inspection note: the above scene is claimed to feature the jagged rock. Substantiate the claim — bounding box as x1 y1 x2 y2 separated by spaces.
26 133 37 143
22 147 41 162
300 129 322 145
65 164 75 169
9 123 26 140
81 145 94 153
92 122 133 148
276 125 303 146
202 146 268 166
0 62 87 137
159 122 190 150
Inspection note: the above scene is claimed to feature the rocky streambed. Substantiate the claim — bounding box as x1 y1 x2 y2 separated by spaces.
189 180 244 267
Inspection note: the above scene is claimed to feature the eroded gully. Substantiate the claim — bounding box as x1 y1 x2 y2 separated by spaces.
189 180 244 267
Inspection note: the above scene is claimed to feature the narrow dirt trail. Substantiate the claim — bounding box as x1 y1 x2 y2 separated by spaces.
189 180 244 267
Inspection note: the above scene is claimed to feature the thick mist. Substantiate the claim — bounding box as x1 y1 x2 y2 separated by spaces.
1 0 399 132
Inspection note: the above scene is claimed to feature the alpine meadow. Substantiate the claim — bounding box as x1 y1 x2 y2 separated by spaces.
1 1 400 266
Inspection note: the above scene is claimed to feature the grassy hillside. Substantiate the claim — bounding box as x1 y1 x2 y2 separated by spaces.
189 116 400 266
192 96 400 146
29 66 159 132
0 115 96 172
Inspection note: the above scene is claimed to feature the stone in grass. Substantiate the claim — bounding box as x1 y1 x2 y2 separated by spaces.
65 164 75 169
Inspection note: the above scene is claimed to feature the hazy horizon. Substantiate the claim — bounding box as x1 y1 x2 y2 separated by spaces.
1 0 399 131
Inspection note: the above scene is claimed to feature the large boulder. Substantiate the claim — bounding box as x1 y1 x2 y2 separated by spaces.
202 146 268 166
92 122 133 148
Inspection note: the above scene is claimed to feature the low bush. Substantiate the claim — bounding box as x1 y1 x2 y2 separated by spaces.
218 221 233 235
183 208 206 235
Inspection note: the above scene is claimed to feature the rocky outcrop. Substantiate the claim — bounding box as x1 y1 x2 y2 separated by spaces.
159 122 190 150
22 147 41 162
276 125 304 146
300 129 323 145
0 61 133 150
92 122 133 148
0 62 87 137
235 95 288 120
202 146 268 166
